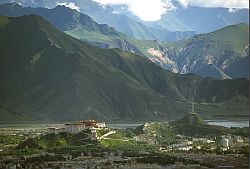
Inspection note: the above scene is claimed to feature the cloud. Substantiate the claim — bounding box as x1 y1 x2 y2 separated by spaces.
177 0 189 8
92 0 176 21
93 0 248 21
56 2 80 12
176 0 249 9
228 8 240 13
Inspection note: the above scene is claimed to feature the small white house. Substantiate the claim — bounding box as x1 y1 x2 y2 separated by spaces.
221 138 229 149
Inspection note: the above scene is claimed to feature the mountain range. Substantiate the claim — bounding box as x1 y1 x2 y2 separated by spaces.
0 15 248 122
144 6 248 33
0 0 248 40
0 3 249 80
0 3 140 53
159 23 249 79
103 1 249 33
0 0 196 41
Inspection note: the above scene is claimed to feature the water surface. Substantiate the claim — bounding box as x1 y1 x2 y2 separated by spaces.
206 120 249 128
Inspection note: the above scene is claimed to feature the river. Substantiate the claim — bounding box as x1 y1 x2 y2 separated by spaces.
206 120 249 128
0 120 248 129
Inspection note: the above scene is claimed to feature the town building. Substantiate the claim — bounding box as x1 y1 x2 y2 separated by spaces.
96 122 106 128
221 138 229 149
235 136 244 144
47 127 65 134
64 122 85 134
90 128 97 140
47 120 106 135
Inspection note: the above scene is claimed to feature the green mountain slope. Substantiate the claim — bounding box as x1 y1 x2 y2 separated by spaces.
0 3 161 57
161 23 249 79
0 3 142 53
0 3 189 72
0 15 248 122
135 113 228 138
0 1 195 41
0 3 118 34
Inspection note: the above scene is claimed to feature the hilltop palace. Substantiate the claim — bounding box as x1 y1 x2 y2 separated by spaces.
47 120 106 140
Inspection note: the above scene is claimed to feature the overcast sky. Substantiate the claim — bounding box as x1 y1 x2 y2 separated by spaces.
92 0 249 21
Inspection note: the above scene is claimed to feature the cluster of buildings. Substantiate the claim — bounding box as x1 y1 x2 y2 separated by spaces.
47 120 106 140
221 134 244 151
170 139 194 151
160 137 216 152
164 135 246 152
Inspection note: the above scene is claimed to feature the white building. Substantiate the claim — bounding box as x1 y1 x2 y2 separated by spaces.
221 138 229 149
182 140 193 146
47 120 105 136
65 123 85 134
90 128 97 140
177 146 193 151
96 122 106 128
235 136 244 144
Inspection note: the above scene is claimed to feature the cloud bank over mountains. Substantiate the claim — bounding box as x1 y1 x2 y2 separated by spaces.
93 0 176 21
4 0 249 21
56 2 80 11
93 0 249 21
178 0 248 8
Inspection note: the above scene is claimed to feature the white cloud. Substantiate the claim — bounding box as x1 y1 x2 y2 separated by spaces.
92 0 176 21
56 2 80 12
177 0 189 8
176 0 249 9
112 10 120 14
228 8 240 13
92 0 249 21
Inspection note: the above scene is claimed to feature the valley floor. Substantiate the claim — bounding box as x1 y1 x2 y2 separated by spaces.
0 119 248 169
